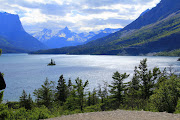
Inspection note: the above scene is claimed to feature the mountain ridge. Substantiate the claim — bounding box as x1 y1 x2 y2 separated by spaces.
32 27 121 49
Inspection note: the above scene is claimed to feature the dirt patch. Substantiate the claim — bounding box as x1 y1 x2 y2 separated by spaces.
44 110 180 120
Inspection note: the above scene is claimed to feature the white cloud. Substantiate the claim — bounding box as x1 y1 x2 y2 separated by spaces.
20 9 49 25
80 24 123 32
58 33 66 38
0 0 161 33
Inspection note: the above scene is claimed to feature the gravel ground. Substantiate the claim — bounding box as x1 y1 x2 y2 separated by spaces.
44 110 180 120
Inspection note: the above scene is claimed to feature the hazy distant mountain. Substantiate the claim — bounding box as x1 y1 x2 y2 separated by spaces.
44 27 80 48
32 0 180 55
0 12 47 53
33 28 53 42
33 27 121 48
85 28 121 43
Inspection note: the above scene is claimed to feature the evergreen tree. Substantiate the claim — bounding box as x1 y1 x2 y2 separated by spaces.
87 91 91 106
109 71 129 108
56 75 67 105
92 88 98 105
138 59 161 99
126 66 141 109
74 77 89 111
19 90 27 107
27 93 33 110
64 88 79 111
67 78 73 97
131 66 140 91
98 84 103 103
138 59 149 99
33 78 55 108
98 82 109 111
19 90 33 110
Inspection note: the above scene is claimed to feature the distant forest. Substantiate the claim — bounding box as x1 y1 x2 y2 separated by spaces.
0 57 180 119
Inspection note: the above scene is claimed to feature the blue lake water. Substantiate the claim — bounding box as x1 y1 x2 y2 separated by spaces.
0 54 180 101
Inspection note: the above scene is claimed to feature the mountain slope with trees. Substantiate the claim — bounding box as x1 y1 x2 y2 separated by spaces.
32 0 180 55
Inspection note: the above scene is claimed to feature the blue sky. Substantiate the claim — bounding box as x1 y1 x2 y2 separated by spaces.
0 0 160 33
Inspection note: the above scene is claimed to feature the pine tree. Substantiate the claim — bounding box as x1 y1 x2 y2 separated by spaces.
126 66 141 109
87 91 91 106
26 93 33 110
67 78 73 97
74 77 89 111
56 75 67 105
33 78 55 108
109 71 129 108
19 90 33 110
138 59 161 99
20 90 28 107
98 84 103 103
92 88 98 105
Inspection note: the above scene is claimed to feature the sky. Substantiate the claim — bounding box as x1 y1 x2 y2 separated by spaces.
0 0 160 33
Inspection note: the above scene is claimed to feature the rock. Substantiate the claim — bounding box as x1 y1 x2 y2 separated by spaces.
0 72 6 90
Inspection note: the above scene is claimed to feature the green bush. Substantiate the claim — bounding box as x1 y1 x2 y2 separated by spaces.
6 101 20 109
150 76 180 113
84 104 102 112
29 105 52 119
175 99 180 113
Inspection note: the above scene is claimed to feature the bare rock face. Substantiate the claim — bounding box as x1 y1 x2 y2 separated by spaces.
0 12 47 51
0 72 6 90
0 12 24 33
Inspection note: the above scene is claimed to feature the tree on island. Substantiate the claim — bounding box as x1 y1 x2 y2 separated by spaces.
47 59 56 66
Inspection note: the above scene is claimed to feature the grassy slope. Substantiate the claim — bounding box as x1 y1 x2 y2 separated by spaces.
155 49 180 56
0 35 27 53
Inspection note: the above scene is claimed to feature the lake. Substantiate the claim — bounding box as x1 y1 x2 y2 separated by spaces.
0 54 180 101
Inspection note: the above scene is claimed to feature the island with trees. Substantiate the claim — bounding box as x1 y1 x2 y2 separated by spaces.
47 59 56 66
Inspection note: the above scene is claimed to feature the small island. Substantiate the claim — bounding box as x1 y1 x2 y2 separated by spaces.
47 59 56 66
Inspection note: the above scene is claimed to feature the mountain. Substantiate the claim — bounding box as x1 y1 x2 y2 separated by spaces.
45 27 81 48
33 27 120 49
32 0 180 55
33 28 53 42
140 9 150 16
0 12 47 53
84 28 121 43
